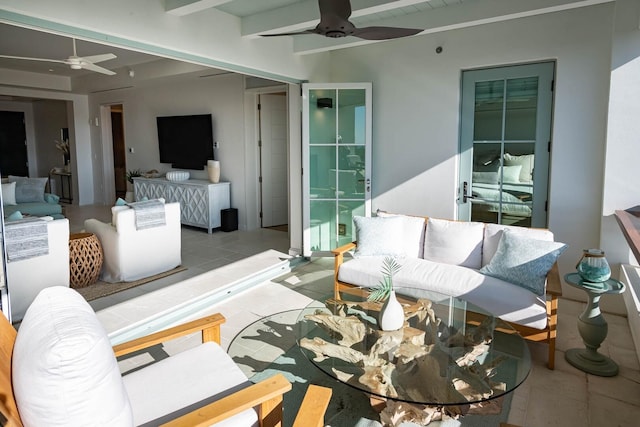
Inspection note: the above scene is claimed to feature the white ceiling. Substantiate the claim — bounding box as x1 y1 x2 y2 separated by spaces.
0 0 607 82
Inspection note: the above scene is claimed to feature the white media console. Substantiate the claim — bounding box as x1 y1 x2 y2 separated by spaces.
133 177 230 233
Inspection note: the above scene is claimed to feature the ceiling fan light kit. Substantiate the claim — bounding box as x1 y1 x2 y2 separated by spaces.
261 0 422 41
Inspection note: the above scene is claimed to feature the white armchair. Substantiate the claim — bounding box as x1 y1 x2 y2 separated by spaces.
85 202 182 283
0 286 332 426
5 217 70 322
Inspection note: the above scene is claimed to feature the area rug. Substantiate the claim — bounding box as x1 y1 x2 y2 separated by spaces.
229 310 513 427
73 266 187 301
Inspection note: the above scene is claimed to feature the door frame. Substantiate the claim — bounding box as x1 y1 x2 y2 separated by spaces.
99 102 127 205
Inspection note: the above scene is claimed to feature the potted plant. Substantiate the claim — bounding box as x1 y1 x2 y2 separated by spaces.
368 257 404 331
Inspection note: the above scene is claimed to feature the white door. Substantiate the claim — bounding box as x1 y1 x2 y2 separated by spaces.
458 62 555 228
259 94 288 227
302 83 372 256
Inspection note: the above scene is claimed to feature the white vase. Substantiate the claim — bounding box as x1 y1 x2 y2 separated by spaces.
207 160 220 183
379 290 405 331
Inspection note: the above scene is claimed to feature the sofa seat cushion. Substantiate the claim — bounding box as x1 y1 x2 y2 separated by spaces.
338 257 548 330
3 201 63 217
123 341 257 427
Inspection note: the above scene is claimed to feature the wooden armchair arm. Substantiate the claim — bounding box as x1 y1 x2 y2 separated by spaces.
160 373 291 427
546 262 562 297
293 384 333 427
112 313 225 357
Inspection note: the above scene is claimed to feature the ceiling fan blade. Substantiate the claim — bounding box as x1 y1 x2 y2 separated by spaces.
260 29 318 37
0 54 66 64
319 0 351 21
80 53 117 64
79 61 116 75
352 26 422 40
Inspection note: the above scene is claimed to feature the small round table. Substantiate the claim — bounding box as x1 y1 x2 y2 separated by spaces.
69 232 104 288
564 272 625 377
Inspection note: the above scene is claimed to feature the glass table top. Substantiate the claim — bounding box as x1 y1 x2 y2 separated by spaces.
296 288 531 406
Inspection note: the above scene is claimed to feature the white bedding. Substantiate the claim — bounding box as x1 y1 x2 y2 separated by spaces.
472 182 532 216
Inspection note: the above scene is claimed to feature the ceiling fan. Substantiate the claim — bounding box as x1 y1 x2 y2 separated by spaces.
0 38 117 75
261 0 422 40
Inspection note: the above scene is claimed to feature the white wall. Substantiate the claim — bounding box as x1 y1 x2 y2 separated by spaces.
325 4 618 311
88 73 251 228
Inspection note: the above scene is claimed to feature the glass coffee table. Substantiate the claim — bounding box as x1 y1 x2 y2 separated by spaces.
296 288 531 425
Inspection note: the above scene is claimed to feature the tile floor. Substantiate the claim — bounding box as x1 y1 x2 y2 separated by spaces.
66 204 640 426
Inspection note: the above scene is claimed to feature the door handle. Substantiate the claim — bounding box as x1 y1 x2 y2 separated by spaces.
462 181 475 203
366 178 371 193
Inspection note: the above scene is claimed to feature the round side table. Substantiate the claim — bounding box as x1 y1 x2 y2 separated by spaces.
564 272 625 376
69 232 104 288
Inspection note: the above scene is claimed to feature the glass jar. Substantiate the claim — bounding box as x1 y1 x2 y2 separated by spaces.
576 249 611 283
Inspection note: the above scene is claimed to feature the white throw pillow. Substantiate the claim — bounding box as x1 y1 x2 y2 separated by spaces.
423 218 485 269
482 223 554 266
504 153 535 183
12 287 133 426
1 181 17 205
500 165 522 184
376 211 426 258
353 216 405 258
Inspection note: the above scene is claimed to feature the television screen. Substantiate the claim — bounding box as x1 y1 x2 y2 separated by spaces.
156 114 214 170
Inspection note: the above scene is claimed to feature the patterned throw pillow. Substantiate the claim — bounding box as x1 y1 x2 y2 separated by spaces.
353 216 405 258
480 229 567 296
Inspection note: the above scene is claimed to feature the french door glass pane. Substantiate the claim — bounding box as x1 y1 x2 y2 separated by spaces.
505 77 538 140
473 80 504 141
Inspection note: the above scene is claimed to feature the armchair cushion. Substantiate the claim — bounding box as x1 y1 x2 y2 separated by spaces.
123 342 257 426
12 287 133 426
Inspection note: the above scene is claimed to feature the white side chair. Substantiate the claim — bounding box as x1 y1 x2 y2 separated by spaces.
0 286 332 426
5 217 70 322
85 202 181 282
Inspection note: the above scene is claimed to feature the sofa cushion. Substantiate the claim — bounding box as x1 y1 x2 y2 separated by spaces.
2 201 63 218
353 216 406 258
12 286 133 426
338 256 548 330
423 218 484 269
1 181 17 205
376 211 426 258
480 230 567 296
482 223 554 266
8 176 47 203
123 342 257 426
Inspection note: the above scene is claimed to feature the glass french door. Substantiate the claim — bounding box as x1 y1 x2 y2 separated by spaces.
302 83 372 256
458 62 554 228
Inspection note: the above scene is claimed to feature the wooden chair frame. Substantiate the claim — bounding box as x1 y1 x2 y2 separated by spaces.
332 223 562 370
1 312 331 427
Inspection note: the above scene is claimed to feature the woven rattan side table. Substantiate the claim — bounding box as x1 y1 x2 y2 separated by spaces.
69 232 103 288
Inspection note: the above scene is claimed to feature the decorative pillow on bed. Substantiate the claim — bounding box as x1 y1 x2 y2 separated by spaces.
504 153 535 183
376 210 426 258
8 175 48 203
480 229 567 296
353 216 405 258
1 181 17 206
12 287 133 426
500 165 522 184
423 218 484 269
472 171 499 184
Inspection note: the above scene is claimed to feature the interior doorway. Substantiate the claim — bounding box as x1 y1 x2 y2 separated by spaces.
0 111 28 177
258 93 288 231
110 105 126 199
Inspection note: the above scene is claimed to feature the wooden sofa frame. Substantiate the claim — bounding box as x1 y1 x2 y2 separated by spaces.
0 312 331 427
332 220 562 371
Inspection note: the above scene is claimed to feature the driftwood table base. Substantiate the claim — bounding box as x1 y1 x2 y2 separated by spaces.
299 297 522 427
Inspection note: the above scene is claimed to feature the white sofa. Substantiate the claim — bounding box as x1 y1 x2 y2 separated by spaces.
5 217 70 322
84 202 181 283
333 214 565 369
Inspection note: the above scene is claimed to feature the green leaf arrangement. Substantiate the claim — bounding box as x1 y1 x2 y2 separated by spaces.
367 257 402 302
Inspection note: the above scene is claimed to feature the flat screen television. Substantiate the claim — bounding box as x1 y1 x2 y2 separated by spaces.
156 114 214 170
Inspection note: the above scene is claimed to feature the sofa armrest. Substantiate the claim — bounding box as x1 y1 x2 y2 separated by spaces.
112 313 226 357
332 242 356 298
546 262 562 297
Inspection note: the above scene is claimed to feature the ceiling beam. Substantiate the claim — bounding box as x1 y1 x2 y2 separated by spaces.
242 0 432 38
290 0 614 55
165 0 234 17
